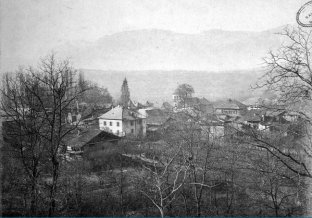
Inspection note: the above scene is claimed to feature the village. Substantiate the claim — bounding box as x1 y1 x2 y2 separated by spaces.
62 77 301 161
0 70 307 216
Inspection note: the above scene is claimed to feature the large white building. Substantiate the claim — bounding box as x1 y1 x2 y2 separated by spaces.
98 105 146 137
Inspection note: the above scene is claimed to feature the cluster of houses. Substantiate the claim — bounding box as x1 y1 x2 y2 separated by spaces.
1 86 301 161
59 88 302 158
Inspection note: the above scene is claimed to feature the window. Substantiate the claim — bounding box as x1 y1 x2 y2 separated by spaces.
110 122 112 126
131 121 134 126
117 130 119 134
117 122 120 127
131 129 134 133
104 121 106 126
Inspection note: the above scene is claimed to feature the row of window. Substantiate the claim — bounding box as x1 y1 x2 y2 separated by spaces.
103 121 120 127
102 120 140 127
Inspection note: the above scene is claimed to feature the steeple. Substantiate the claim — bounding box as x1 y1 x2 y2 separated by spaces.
120 77 130 108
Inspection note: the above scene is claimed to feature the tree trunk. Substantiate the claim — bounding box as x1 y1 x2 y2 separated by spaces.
30 181 37 215
159 207 164 218
30 165 39 216
48 158 59 216
196 201 201 217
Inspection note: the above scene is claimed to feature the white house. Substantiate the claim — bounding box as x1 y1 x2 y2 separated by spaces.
98 105 146 137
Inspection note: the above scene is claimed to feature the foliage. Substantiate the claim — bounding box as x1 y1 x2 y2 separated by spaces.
80 81 112 106
174 83 195 98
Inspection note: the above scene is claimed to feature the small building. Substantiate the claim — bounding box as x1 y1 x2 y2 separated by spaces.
65 128 121 159
98 105 146 137
214 99 247 116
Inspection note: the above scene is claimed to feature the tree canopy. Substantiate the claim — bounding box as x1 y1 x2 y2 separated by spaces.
174 83 194 98
81 82 112 106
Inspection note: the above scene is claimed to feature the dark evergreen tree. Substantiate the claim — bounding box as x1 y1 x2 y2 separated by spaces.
120 78 130 107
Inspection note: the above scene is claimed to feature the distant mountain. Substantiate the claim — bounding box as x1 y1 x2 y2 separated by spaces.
80 69 266 106
59 26 287 71
4 26 290 104
69 26 288 104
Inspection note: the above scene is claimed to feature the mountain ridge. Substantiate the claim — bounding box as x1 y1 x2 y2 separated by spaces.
58 25 289 71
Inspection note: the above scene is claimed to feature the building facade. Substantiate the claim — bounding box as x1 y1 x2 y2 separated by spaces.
98 105 146 137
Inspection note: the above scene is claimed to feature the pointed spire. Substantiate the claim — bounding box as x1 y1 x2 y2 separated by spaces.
120 77 130 108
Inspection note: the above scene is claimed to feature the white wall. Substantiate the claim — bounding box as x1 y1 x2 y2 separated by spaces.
99 118 146 137
99 118 123 135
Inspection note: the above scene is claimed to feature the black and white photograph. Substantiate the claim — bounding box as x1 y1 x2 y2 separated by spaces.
1 0 312 216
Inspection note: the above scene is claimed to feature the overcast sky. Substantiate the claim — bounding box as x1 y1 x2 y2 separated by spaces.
1 0 308 71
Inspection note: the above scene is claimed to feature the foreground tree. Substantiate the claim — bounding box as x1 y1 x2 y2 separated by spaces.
256 26 312 179
0 54 87 215
137 149 190 218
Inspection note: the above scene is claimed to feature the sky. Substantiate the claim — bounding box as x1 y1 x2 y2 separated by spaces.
1 0 309 71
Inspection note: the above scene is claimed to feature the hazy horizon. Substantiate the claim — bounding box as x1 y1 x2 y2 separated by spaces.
1 0 308 72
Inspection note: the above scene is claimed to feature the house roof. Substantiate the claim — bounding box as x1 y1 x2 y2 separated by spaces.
98 105 123 120
181 97 212 107
66 128 120 148
82 107 111 120
263 109 285 117
214 99 246 110
98 105 145 120
123 108 145 120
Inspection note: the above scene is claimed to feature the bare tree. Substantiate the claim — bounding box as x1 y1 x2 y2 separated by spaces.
160 109 223 216
247 150 304 216
0 54 87 215
259 26 312 105
137 147 190 218
254 26 312 179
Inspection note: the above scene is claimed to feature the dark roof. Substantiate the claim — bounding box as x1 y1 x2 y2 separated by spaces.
98 106 145 120
179 97 213 108
65 128 120 148
82 107 111 120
